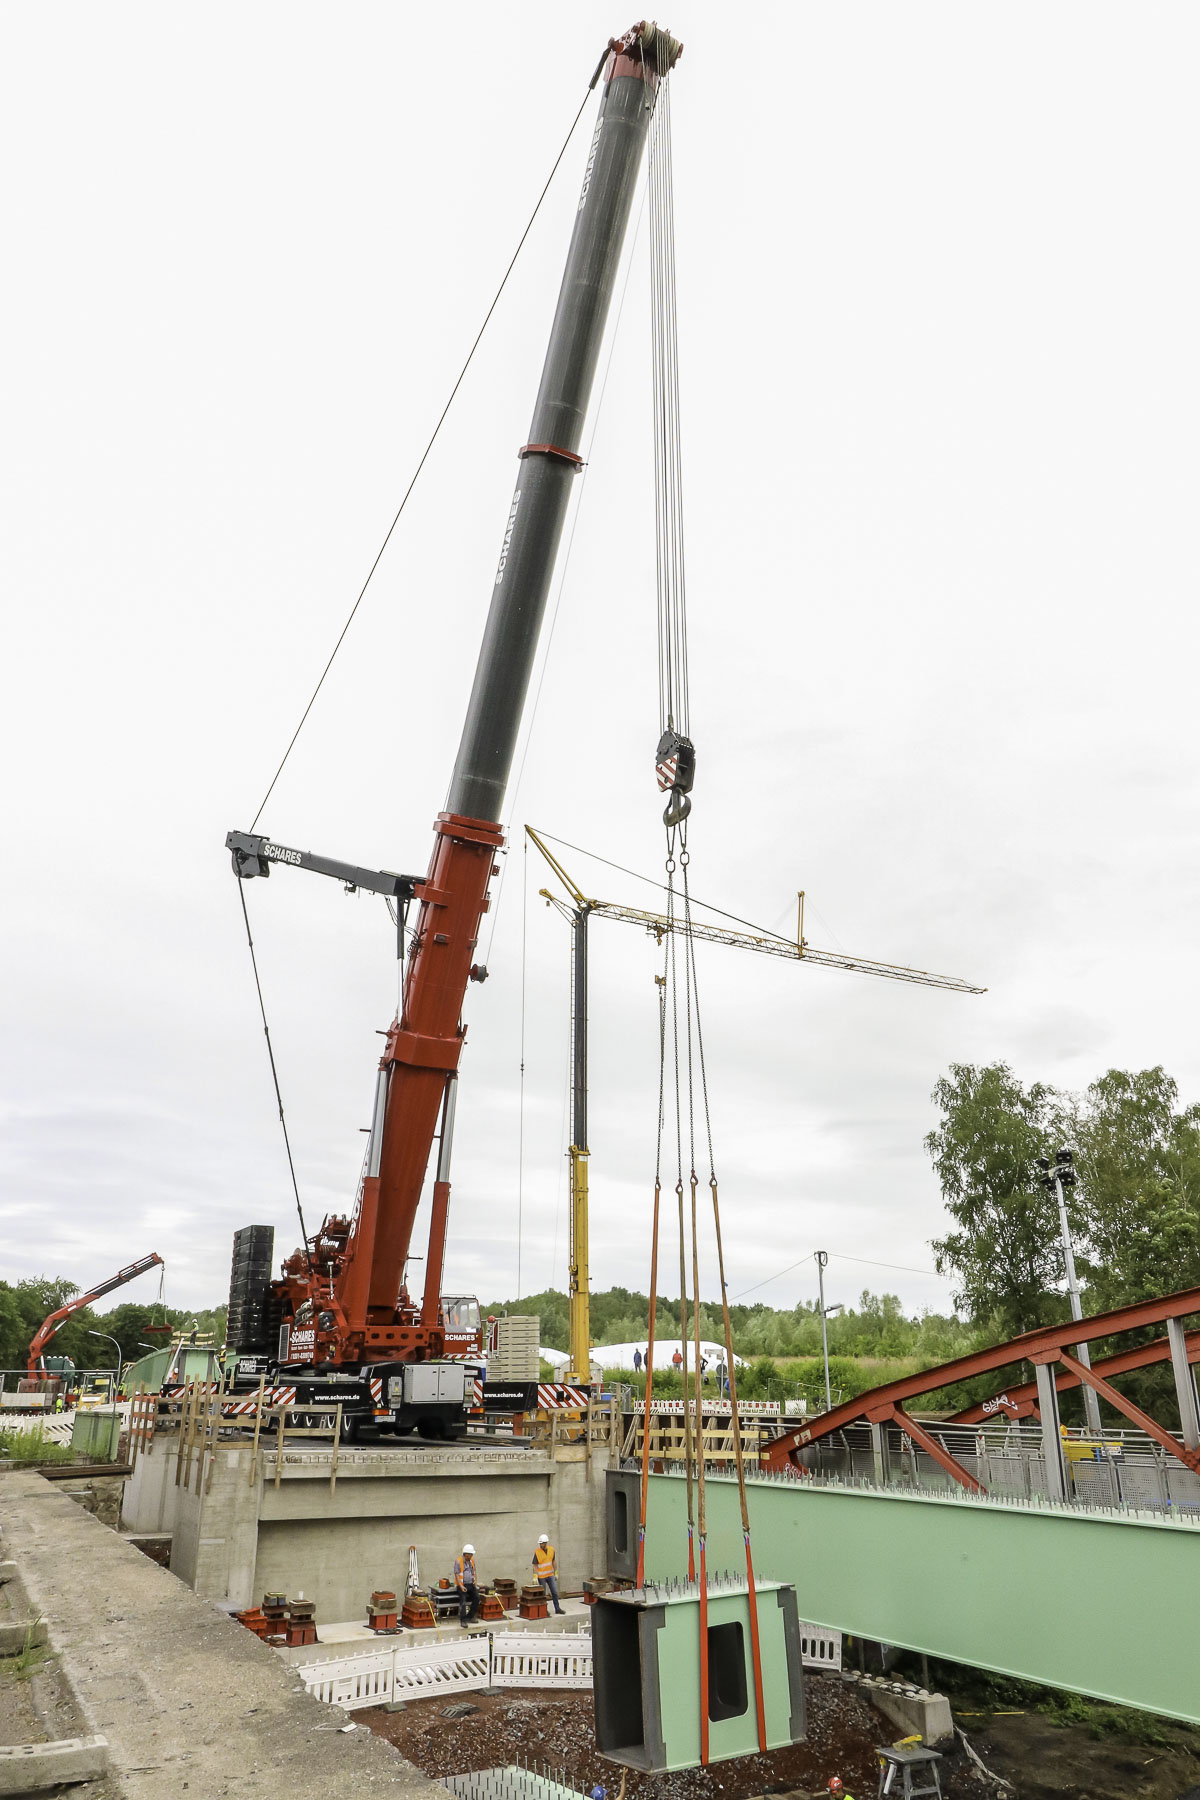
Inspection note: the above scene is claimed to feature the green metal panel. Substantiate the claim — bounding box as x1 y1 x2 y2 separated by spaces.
69 1408 122 1461
626 1471 1200 1724
121 1346 219 1394
593 1577 805 1772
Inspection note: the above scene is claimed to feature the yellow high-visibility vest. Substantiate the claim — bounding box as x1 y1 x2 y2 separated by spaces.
533 1542 556 1578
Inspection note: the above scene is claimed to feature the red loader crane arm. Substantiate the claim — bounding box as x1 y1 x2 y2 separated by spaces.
26 1253 165 1374
227 21 682 1370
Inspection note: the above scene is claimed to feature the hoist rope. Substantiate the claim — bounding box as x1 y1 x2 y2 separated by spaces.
248 80 599 832
635 954 670 1589
635 62 769 1764
235 883 314 1273
650 77 689 741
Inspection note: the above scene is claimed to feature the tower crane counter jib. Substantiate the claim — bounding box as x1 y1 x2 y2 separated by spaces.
225 24 681 1438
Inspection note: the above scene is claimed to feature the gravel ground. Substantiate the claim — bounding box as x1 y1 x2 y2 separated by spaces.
359 1677 985 1798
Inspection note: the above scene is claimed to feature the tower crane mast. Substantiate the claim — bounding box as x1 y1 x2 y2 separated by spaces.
526 827 983 1383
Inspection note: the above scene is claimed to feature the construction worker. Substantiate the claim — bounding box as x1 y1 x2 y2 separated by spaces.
671 1347 683 1371
633 1348 643 1373
827 1780 854 1798
453 1543 480 1627
533 1533 565 1615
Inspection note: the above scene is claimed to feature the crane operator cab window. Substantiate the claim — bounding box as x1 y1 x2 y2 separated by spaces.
440 1296 480 1335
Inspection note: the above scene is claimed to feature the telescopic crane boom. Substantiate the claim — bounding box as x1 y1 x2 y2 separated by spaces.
226 24 682 1381
27 1253 165 1374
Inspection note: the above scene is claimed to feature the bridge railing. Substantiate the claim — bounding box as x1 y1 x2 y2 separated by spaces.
787 1417 1200 1512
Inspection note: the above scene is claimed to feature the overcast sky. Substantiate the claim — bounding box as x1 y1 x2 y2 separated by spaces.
4 4 1199 1332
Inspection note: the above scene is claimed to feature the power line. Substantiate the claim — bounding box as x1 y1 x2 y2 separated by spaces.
732 1249 946 1302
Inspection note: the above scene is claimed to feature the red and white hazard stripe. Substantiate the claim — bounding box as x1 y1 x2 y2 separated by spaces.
537 1384 589 1410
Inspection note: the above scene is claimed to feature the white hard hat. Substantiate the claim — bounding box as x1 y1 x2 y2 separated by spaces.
463 1544 475 1555
538 1534 549 1544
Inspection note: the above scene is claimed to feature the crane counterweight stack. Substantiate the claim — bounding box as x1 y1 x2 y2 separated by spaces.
225 24 681 1439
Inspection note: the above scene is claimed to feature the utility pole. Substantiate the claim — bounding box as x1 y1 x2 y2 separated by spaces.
1038 1149 1103 1436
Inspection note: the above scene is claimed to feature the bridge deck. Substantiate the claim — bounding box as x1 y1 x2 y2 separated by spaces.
611 1467 1200 1724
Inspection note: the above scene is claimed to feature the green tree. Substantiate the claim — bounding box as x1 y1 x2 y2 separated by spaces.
1073 1068 1200 1312
927 1063 1070 1335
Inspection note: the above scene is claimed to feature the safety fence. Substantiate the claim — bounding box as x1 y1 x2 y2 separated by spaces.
296 1631 591 1711
620 1402 808 1469
295 1619 841 1712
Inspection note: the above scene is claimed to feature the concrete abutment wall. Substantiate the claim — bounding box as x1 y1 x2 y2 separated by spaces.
123 1437 612 1619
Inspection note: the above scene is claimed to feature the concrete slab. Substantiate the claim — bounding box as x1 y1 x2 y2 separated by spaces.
0 1617 47 1653
0 1470 439 1799
0 1733 109 1795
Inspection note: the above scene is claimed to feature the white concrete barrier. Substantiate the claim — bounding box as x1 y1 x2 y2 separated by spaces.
799 1625 842 1671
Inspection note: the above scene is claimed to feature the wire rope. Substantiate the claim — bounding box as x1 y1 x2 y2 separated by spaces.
640 65 769 1760
248 81 599 832
234 883 314 1273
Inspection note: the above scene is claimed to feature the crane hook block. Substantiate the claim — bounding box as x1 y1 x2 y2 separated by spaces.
656 728 695 825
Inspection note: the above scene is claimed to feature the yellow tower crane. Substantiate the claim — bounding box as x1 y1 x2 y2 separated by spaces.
525 826 985 1387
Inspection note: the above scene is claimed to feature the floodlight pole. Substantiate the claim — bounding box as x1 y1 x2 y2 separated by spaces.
1045 1150 1103 1437
816 1252 832 1413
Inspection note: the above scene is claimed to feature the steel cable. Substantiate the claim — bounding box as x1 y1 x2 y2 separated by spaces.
248 78 601 831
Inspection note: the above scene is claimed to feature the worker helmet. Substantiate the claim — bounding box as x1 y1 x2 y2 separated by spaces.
538 1534 550 1544
463 1544 475 1555
828 1782 844 1796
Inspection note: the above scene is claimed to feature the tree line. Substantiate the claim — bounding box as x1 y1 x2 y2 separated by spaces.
8 1060 1191 1416
0 1280 226 1374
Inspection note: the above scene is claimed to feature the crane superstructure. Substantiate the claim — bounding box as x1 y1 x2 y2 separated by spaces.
224 24 682 1438
526 827 984 1383
27 1253 165 1375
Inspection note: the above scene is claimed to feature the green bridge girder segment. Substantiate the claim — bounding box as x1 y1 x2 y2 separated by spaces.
617 1471 1200 1725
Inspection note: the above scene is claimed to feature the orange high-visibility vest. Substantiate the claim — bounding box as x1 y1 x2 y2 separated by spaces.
533 1542 556 1579
454 1554 476 1587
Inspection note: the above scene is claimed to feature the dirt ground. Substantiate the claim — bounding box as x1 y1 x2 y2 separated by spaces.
361 1678 982 1798
360 1679 1200 1800
946 1706 1200 1800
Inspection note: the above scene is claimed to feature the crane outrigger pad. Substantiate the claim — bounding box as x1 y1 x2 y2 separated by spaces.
592 1576 805 1772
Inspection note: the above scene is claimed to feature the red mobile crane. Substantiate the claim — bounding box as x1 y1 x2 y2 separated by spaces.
26 1253 165 1376
225 24 682 1440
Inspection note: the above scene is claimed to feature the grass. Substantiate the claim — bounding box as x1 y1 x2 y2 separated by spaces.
0 1426 74 1466
899 1652 1199 1752
2 1618 49 1683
